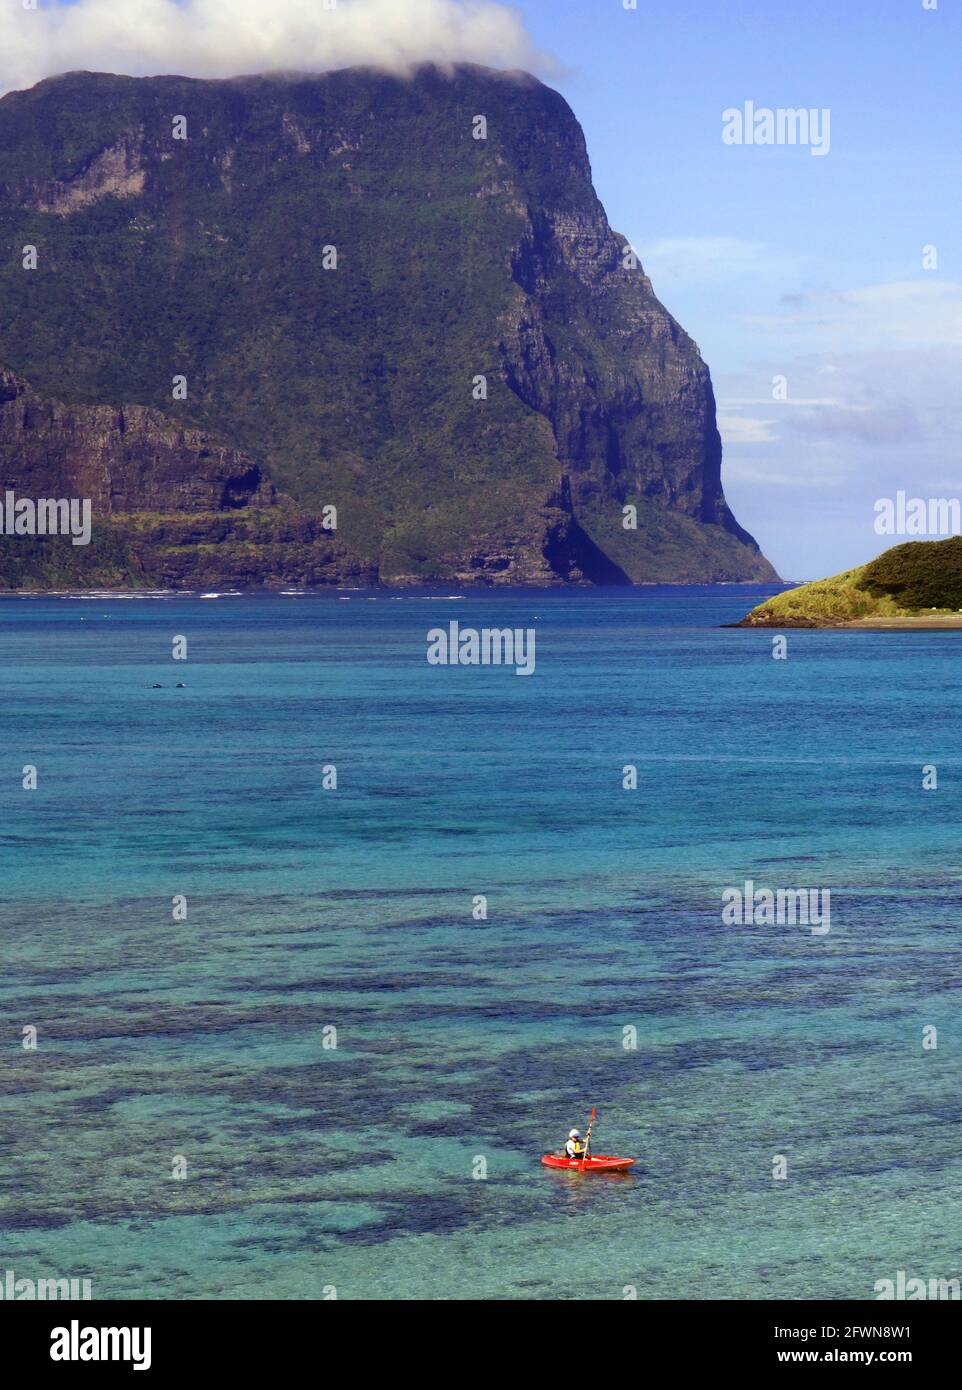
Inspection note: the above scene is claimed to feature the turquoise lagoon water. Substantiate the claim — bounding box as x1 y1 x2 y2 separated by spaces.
1 585 961 1300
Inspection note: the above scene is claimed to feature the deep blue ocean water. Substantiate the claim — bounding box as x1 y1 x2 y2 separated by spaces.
2 585 961 1300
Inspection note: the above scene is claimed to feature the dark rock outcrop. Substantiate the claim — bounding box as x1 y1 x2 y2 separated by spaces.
0 366 274 513
0 367 368 588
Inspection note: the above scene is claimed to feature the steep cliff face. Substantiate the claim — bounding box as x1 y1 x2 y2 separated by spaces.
0 65 776 587
0 367 370 588
0 367 274 512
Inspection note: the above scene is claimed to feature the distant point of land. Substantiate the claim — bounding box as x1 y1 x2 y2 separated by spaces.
738 536 962 629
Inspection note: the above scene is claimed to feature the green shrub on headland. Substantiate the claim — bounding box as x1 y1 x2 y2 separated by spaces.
860 536 962 610
740 537 962 627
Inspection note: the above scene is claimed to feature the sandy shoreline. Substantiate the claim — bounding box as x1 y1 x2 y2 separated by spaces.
841 614 962 629
736 613 962 630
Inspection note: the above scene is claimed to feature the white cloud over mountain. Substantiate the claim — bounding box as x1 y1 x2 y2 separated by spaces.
1 0 549 97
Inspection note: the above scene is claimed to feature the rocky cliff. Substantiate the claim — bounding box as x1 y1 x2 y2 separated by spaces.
0 367 370 588
0 366 275 512
0 65 776 589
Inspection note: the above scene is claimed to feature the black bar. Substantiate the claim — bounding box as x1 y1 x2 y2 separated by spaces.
4 1299 954 1373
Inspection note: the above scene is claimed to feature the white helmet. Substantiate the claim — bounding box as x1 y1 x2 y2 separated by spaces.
568 1129 581 1139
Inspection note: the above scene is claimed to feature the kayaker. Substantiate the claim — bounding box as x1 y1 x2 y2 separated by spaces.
564 1128 587 1160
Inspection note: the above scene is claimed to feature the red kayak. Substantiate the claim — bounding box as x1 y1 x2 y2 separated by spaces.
541 1154 635 1173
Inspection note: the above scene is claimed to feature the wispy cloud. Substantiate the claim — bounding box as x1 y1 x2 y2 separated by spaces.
780 401 922 446
638 236 810 289
1 0 551 98
716 414 776 446
718 276 962 460
723 463 844 490
719 332 962 575
739 280 962 349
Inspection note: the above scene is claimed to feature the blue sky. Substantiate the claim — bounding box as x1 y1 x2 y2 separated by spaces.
515 0 962 577
6 0 961 578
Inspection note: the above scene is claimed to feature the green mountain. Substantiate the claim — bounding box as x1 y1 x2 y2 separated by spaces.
740 537 962 626
0 65 776 589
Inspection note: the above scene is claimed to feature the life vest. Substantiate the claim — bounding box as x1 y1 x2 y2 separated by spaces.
566 1138 586 1158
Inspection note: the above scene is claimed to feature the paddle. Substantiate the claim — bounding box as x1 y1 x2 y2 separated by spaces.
579 1106 596 1172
